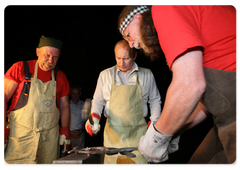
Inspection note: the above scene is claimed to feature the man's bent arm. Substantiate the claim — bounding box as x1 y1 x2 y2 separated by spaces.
60 95 70 127
154 50 206 135
4 78 18 127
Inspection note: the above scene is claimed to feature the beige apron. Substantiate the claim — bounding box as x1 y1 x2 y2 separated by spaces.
5 61 60 164
104 66 148 164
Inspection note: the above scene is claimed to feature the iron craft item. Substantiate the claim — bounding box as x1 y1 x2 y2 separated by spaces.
68 146 138 158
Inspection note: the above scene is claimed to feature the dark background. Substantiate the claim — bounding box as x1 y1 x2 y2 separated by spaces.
4 5 172 101
4 5 213 163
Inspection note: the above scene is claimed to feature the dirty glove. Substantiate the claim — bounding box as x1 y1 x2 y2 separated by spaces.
138 122 172 163
168 135 180 153
59 127 71 153
85 113 101 136
4 127 10 149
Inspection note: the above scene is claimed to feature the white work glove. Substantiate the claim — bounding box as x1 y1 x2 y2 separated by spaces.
168 135 180 153
59 127 71 153
138 122 172 163
85 113 101 136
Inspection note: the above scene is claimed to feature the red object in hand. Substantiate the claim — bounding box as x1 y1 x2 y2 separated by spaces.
4 128 10 144
86 123 93 136
148 121 152 128
85 113 101 136
60 127 70 150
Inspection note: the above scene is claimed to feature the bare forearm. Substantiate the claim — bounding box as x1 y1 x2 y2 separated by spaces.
60 95 70 127
155 81 203 135
61 107 70 127
4 78 18 128
183 102 209 130
2 100 7 128
154 50 206 135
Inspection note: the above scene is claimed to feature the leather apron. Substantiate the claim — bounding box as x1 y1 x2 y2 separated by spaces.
104 66 148 164
189 67 236 164
5 61 60 164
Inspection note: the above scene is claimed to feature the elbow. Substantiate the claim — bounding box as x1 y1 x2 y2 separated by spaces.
199 79 206 94
178 77 206 100
201 81 206 95
193 79 206 99
4 93 10 105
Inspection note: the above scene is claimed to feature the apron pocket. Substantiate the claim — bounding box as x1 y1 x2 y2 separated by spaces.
202 82 230 116
38 111 60 130
6 134 35 162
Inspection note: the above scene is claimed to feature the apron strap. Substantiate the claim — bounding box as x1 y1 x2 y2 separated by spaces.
23 61 32 80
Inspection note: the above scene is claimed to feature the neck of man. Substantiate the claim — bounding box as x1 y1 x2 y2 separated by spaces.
72 100 79 105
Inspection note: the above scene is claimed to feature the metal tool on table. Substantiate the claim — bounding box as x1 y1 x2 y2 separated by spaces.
82 98 93 124
68 146 138 158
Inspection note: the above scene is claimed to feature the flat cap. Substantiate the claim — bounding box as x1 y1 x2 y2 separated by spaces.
38 35 63 50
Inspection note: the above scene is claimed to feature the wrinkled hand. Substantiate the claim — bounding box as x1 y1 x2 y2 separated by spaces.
4 128 10 149
138 122 172 163
59 127 71 153
85 113 101 136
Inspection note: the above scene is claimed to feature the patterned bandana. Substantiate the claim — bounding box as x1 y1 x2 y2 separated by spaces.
119 5 149 35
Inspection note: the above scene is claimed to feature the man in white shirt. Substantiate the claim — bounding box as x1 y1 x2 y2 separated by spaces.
85 40 162 164
69 87 87 149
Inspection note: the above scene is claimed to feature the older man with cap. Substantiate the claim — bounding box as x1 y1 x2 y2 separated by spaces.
4 35 71 164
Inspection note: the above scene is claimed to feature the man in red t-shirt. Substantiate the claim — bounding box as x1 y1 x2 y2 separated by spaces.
4 35 71 164
118 6 236 163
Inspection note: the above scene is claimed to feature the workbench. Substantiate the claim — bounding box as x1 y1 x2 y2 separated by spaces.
53 153 104 164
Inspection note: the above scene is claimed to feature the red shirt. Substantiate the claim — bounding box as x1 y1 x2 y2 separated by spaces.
5 60 70 113
152 5 236 71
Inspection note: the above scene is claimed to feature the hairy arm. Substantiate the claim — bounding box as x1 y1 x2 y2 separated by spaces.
154 50 206 135
183 101 209 130
4 78 18 127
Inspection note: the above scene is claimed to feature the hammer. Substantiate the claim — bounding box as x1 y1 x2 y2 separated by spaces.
82 98 93 125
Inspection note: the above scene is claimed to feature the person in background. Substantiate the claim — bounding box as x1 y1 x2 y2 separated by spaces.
85 40 162 164
4 35 71 164
69 86 87 149
118 5 236 163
